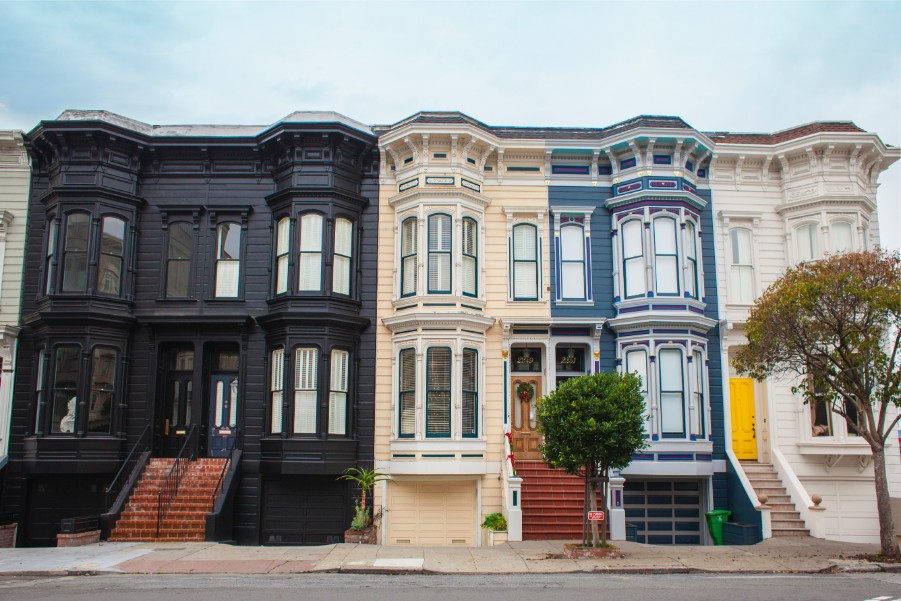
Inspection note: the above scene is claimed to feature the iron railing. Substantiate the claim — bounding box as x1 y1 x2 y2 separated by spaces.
156 425 197 537
105 424 151 510
210 441 236 505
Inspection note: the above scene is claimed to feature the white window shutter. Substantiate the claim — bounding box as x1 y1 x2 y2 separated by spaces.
329 350 348 435
294 348 318 434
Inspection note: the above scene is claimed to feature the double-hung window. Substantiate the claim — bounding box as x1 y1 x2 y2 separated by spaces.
215 222 241 298
426 347 451 437
730 228 754 304
462 349 478 437
398 349 416 437
51 345 80 434
299 213 323 291
333 218 352 295
831 222 854 254
684 221 698 299
88 347 116 434
98 217 126 296
560 223 586 300
428 214 452 293
275 218 290 294
270 348 285 434
690 350 705 438
34 351 46 433
512 223 539 300
796 223 819 262
654 217 679 295
328 349 349 435
658 348 685 437
400 218 418 296
45 219 58 294
625 348 649 430
462 218 478 297
166 222 193 298
622 220 645 298
62 213 90 292
294 348 318 434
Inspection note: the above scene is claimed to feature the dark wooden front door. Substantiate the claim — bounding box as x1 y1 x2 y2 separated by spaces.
208 373 238 457
157 346 196 457
511 375 542 460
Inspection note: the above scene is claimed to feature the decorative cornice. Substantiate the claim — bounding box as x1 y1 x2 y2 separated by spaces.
382 311 495 333
387 186 491 210
607 313 717 333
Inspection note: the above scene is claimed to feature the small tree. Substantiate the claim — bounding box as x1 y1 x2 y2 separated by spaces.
536 371 646 547
733 249 901 558
337 466 387 530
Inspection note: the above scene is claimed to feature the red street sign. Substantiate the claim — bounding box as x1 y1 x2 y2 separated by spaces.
588 511 605 521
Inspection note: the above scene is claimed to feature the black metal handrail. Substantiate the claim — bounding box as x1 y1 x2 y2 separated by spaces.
105 424 151 510
156 425 197 537
210 451 234 505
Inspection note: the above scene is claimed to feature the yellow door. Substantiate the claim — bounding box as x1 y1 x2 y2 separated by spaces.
730 378 757 460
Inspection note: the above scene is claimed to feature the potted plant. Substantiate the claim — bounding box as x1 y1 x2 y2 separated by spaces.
481 512 508 546
337 466 387 544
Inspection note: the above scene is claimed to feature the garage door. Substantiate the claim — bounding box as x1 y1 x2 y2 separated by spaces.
25 476 107 547
388 480 477 546
623 479 703 545
262 476 349 545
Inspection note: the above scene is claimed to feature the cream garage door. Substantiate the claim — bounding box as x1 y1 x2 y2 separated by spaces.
388 480 477 546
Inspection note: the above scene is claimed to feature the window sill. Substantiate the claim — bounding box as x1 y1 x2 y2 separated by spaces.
391 439 486 453
554 300 594 307
797 440 871 455
645 440 713 453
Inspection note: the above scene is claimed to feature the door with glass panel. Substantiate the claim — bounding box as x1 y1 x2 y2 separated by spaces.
510 346 543 460
208 346 239 457
157 345 196 457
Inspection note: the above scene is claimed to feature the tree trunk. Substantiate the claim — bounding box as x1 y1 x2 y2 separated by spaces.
599 469 608 547
588 473 599 548
582 472 589 546
872 443 900 558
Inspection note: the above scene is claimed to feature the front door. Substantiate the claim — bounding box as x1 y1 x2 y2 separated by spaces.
730 378 757 460
157 345 196 457
209 374 238 457
511 375 542 460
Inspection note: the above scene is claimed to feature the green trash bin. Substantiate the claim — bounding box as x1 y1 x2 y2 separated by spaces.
705 510 732 545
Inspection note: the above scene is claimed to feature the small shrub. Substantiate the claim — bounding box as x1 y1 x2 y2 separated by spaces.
481 513 507 531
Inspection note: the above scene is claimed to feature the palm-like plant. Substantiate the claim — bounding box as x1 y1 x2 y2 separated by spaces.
337 466 387 514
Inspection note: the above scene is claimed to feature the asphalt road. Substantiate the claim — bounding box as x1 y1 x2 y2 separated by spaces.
1 573 901 601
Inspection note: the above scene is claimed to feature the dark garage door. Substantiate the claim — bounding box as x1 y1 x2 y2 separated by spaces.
262 476 349 545
623 479 703 545
25 476 107 547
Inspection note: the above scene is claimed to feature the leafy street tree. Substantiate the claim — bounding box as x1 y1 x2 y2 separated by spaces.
732 250 901 558
536 371 646 547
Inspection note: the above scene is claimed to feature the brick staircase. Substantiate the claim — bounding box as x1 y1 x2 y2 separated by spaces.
109 457 227 542
740 461 810 537
519 461 595 540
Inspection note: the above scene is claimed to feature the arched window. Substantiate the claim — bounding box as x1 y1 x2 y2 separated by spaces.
653 217 679 295
401 218 418 297
831 222 854 254
462 218 478 297
98 216 126 296
730 228 754 304
796 223 819 262
428 214 452 293
275 218 290 294
333 218 353 295
298 213 323 291
622 220 645 298
62 213 90 292
512 223 539 300
560 223 586 300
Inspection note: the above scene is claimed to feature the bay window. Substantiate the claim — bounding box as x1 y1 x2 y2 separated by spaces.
299 213 323 291
62 213 90 292
796 223 819 262
428 214 452 293
831 221 854 254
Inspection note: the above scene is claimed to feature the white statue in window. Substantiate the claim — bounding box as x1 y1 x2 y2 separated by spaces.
59 397 76 433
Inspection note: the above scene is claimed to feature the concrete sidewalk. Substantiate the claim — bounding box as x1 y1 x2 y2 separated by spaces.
0 537 896 576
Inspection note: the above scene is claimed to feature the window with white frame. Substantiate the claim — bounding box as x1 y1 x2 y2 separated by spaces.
400 217 417 297
658 348 685 437
690 350 705 438
270 348 284 433
461 348 478 437
684 221 698 299
328 349 349 434
560 223 586 300
426 347 451 437
796 223 819 262
730 228 754 304
625 348 649 430
622 219 645 298
275 218 290 294
830 221 854 254
512 223 539 300
333 218 353 295
215 222 241 297
298 213 323 291
294 347 318 434
653 217 679 296
462 218 478 297
398 348 416 437
428 214 452 293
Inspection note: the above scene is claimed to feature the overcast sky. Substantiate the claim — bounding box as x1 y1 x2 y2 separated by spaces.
1 1 898 248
